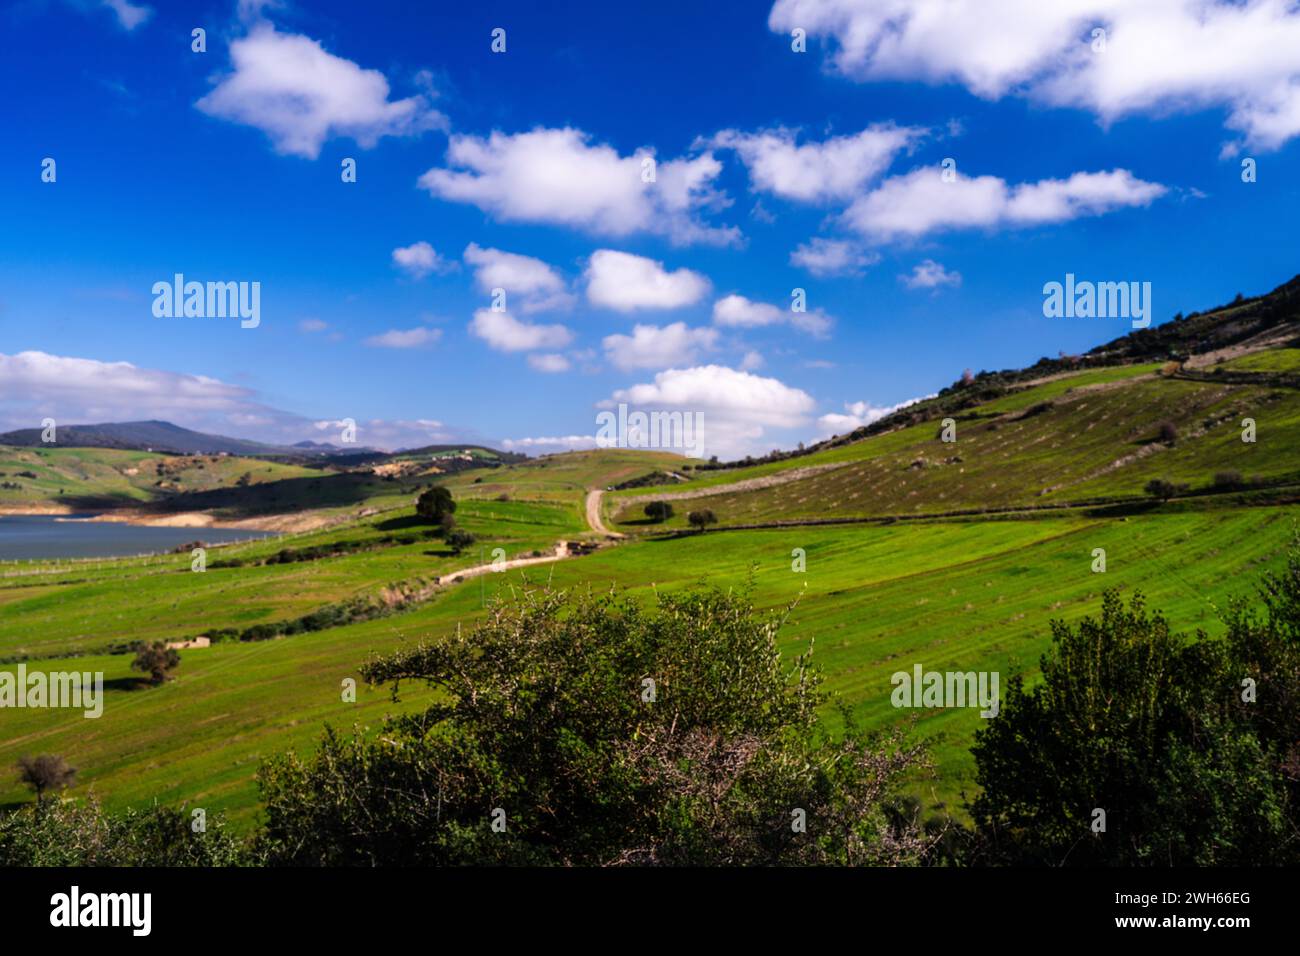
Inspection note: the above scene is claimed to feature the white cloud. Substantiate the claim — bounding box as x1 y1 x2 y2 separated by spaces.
102 0 151 30
463 243 574 313
789 237 880 277
768 0 1300 152
707 124 922 202
711 293 833 337
604 365 816 459
585 250 711 312
298 318 328 333
501 434 599 453
711 294 784 328
527 353 571 373
312 417 460 451
363 326 442 349
901 259 962 290
196 24 445 159
739 350 765 371
418 127 739 245
391 241 450 279
842 166 1165 241
602 323 719 371
0 350 471 451
468 308 572 352
817 396 931 436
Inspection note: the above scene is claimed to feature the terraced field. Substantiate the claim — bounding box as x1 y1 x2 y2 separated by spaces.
608 364 1300 530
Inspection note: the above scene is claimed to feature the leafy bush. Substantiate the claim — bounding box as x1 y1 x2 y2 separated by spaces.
258 584 932 866
971 544 1300 865
0 798 252 866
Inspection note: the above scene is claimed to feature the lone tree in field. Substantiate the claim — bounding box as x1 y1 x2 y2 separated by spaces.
258 583 934 866
416 486 456 525
643 501 673 523
687 509 717 533
16 755 76 803
132 641 180 685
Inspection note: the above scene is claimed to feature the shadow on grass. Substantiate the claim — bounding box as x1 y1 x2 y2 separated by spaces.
102 676 156 693
376 513 433 532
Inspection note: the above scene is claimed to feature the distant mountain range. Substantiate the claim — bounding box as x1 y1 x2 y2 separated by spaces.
0 420 380 458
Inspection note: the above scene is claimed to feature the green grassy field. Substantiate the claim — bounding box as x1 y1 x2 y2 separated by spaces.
2 503 1292 827
3 344 1300 836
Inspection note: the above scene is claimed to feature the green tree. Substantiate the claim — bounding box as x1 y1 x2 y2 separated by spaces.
132 641 180 685
258 584 932 866
416 486 456 524
687 509 717 532
970 589 1290 865
643 501 673 523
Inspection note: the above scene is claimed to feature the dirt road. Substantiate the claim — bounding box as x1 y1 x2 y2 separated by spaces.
585 489 624 538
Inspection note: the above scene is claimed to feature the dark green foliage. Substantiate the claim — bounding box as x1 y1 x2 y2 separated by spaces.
258 585 930 866
643 500 674 522
971 551 1300 865
687 509 717 532
446 529 475 554
416 486 456 524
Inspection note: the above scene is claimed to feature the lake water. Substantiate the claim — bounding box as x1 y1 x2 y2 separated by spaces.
0 515 276 560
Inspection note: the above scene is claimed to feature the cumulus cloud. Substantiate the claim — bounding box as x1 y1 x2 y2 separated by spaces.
468 308 573 352
901 259 962 290
711 293 833 337
789 237 880 277
602 323 719 371
817 396 932 436
363 326 442 349
603 365 817 459
0 350 467 451
418 127 739 245
706 124 923 202
768 0 1300 152
841 166 1165 240
585 250 711 312
391 241 451 279
196 24 446 159
463 243 574 313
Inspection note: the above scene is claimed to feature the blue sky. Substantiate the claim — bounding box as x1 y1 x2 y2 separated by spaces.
3 0 1299 458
